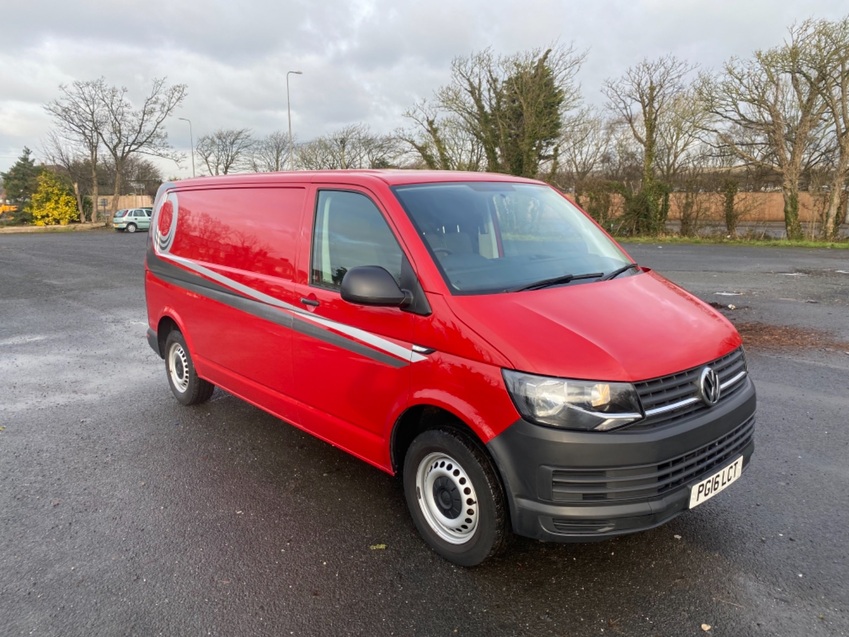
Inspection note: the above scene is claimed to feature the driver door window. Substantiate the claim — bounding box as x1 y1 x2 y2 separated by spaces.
311 190 403 290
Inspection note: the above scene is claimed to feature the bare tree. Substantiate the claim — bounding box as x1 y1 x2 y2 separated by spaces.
602 55 696 234
600 121 644 188
557 106 611 205
297 125 402 170
44 79 108 222
671 163 711 237
798 17 849 239
98 78 187 216
196 128 254 175
361 132 404 169
123 156 164 198
698 29 828 240
296 138 333 170
41 131 88 220
398 100 485 170
603 56 695 185
249 131 291 172
568 122 644 229
656 87 712 183
695 147 752 237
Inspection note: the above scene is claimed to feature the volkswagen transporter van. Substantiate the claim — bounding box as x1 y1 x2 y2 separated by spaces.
144 170 756 565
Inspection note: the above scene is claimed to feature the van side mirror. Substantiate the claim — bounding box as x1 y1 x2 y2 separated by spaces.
341 266 413 308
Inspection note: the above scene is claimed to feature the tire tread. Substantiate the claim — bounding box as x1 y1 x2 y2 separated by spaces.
164 330 215 406
403 427 509 566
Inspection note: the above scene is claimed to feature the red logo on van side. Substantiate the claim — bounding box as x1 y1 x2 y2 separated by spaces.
158 200 174 236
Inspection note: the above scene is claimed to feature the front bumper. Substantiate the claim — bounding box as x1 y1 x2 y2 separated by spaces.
486 377 756 541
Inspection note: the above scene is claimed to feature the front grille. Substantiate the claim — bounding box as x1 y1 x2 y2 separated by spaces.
629 348 748 430
550 414 754 504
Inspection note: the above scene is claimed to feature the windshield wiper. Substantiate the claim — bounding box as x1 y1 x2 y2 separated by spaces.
601 262 639 281
512 271 604 292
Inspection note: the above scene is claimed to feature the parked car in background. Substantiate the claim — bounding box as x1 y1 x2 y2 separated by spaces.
113 208 152 232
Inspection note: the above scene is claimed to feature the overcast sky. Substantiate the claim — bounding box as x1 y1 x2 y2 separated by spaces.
1 0 847 179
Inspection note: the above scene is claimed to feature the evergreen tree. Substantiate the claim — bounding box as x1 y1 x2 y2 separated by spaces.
499 50 565 179
404 46 583 178
0 148 44 222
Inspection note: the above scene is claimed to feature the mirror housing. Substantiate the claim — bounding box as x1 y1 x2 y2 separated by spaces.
341 266 413 308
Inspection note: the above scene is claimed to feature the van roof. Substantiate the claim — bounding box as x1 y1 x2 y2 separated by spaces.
168 170 543 189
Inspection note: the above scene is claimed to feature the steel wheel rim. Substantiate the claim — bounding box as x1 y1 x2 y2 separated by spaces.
415 451 479 545
168 342 190 393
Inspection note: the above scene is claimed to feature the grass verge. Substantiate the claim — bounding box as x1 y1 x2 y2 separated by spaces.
615 235 849 249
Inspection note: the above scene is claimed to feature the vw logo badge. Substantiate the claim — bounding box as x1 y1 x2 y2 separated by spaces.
698 367 721 406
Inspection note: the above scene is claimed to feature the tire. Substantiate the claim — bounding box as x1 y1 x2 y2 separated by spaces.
403 428 509 566
126 223 137 233
164 330 215 405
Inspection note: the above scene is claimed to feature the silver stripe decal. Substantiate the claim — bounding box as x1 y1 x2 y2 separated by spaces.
164 253 300 313
296 312 427 363
159 252 426 364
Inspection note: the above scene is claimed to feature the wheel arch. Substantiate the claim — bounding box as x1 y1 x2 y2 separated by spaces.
155 313 195 361
390 404 491 476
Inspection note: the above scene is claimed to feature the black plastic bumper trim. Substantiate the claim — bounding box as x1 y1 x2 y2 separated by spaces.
486 377 756 542
147 328 161 357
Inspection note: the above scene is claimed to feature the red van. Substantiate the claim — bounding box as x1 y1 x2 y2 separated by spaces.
145 170 755 565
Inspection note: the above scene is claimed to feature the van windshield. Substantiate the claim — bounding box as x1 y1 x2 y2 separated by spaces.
393 182 634 294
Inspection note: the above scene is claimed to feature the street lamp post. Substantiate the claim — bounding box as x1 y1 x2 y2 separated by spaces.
286 70 303 171
178 117 195 178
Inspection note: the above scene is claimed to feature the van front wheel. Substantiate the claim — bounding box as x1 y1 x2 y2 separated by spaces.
403 428 508 566
164 331 214 405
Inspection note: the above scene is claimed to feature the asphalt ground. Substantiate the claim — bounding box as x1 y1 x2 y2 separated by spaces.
1 231 847 637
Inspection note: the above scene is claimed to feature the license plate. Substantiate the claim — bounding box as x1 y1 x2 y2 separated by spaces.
689 456 743 509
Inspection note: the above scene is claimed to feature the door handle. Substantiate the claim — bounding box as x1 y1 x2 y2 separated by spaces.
300 297 320 307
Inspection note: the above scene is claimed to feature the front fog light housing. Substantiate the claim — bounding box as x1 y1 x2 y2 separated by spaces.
503 370 643 431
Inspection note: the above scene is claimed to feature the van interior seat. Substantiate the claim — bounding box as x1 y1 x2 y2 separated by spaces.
442 231 473 254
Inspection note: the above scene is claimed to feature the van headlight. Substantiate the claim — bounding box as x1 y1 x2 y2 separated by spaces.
503 370 643 431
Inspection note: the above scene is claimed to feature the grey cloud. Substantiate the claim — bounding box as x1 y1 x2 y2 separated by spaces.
3 0 849 176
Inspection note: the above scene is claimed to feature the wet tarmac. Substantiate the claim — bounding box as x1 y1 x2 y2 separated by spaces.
1 232 847 636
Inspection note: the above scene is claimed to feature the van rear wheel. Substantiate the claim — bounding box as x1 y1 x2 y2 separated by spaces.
164 331 214 405
403 428 508 566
